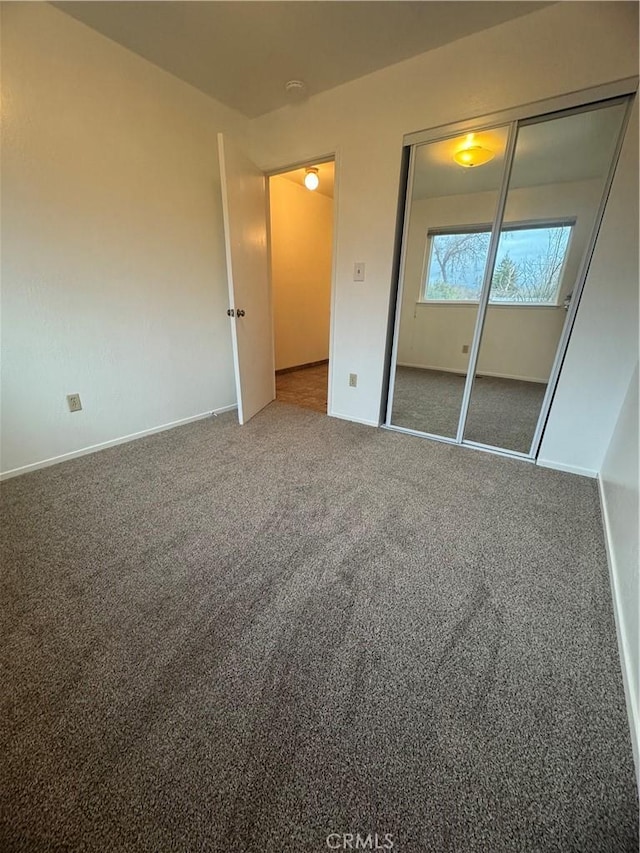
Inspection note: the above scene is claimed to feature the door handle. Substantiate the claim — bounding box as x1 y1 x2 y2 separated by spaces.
227 309 235 317
236 309 246 317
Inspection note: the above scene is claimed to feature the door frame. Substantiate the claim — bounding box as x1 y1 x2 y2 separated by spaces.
384 77 638 463
265 151 340 416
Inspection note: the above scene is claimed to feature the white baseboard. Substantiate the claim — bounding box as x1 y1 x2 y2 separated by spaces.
329 411 380 428
209 403 238 416
397 362 547 384
535 458 598 478
597 474 640 790
0 404 238 481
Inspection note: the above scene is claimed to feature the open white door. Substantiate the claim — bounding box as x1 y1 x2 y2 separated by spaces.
218 133 275 424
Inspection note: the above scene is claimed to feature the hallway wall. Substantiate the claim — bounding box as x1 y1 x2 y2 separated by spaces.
270 176 333 371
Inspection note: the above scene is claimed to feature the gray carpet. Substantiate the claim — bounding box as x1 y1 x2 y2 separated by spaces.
1 403 637 852
391 366 547 453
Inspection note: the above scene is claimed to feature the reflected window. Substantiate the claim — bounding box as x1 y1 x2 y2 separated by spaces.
423 228 491 301
423 220 574 305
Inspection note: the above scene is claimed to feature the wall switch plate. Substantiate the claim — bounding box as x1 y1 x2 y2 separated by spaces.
67 393 82 412
349 373 358 388
462 344 469 354
353 263 365 282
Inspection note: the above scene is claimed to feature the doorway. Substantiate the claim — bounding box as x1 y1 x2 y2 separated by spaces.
268 160 335 414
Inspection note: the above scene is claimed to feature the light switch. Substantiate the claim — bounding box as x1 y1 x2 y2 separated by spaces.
353 262 365 282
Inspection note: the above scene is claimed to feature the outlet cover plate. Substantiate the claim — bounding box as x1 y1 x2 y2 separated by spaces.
67 394 82 412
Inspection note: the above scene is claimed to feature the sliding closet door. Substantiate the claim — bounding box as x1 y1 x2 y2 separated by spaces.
462 100 629 454
388 127 510 439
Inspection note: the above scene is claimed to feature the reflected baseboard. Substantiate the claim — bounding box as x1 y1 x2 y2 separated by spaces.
396 362 547 384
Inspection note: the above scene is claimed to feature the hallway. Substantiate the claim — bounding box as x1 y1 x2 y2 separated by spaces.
275 362 328 414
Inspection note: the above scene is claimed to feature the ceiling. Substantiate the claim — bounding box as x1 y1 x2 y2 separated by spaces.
412 101 626 199
53 1 550 118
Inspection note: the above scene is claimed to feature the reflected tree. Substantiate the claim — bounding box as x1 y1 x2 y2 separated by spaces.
426 225 571 303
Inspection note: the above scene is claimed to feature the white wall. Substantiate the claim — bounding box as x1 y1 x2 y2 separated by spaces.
538 98 639 475
0 2 249 477
248 1 638 433
269 176 333 371
599 364 639 776
397 181 600 382
2 2 637 473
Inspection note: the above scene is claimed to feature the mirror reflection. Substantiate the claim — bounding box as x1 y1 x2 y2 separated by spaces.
463 101 627 452
390 126 509 437
389 97 628 456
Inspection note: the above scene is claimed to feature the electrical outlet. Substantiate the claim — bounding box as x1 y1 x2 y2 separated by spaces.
462 344 469 354
67 393 82 412
349 373 358 388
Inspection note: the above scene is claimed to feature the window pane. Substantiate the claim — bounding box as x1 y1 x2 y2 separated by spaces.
489 225 572 304
425 224 573 304
425 231 491 301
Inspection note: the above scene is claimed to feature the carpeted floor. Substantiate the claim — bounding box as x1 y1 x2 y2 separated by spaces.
391 366 547 453
1 403 637 852
276 363 328 414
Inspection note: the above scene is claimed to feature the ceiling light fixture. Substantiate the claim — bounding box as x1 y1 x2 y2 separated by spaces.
453 134 495 168
285 79 306 98
304 167 319 191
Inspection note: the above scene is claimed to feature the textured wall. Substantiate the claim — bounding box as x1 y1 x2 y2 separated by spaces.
600 364 640 777
0 3 248 476
270 176 333 371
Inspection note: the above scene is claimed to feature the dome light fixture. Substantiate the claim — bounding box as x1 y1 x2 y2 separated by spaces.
284 80 307 105
285 79 306 95
304 167 319 191
453 134 495 168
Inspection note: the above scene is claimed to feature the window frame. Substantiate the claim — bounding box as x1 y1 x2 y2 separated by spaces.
419 217 576 307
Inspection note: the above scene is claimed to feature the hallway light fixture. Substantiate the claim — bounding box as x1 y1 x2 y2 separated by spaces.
453 134 495 168
304 167 319 191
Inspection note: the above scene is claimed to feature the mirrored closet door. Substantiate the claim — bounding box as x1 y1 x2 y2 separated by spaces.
388 125 510 439
386 89 633 460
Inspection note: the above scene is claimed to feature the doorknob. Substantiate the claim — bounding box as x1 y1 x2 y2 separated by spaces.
227 309 235 317
236 309 246 317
